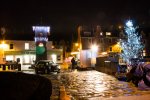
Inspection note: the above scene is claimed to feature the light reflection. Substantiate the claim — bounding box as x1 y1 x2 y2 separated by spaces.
0 41 8 49
57 70 141 99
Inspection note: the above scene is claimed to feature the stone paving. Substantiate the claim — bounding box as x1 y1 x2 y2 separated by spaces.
41 70 150 100
43 72 62 100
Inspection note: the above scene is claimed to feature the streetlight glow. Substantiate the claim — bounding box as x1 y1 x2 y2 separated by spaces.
75 43 79 47
91 44 98 51
0 41 7 49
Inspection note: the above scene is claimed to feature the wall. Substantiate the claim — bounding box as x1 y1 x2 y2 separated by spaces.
0 40 63 64
95 57 118 75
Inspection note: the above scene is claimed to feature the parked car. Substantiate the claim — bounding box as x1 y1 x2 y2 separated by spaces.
35 60 60 74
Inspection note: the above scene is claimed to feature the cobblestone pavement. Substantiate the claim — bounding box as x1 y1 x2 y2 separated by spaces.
42 70 150 100
43 72 62 100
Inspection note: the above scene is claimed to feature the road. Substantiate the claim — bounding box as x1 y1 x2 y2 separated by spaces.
35 70 150 100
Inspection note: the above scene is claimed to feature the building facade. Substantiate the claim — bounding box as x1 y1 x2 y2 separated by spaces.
77 25 120 67
0 40 63 65
77 25 150 68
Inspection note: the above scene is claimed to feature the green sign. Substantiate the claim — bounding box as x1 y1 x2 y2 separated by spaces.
36 46 45 55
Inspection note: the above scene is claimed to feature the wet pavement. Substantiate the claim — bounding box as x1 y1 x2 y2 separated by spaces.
41 70 150 100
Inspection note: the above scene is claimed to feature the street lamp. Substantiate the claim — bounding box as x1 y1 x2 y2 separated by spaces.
91 44 98 52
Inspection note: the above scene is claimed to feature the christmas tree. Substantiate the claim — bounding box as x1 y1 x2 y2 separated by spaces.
120 20 144 64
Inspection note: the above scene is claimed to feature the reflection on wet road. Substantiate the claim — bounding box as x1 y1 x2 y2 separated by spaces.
44 70 150 99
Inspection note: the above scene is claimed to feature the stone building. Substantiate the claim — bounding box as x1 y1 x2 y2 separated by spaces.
0 40 63 65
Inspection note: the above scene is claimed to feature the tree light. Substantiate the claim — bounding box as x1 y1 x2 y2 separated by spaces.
120 20 143 64
126 20 133 27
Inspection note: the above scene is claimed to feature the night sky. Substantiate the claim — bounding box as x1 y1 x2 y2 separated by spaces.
0 0 150 41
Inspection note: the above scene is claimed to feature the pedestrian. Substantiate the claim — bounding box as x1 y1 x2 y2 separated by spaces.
71 57 76 70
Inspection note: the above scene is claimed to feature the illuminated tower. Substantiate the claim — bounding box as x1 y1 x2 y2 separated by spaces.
32 26 50 62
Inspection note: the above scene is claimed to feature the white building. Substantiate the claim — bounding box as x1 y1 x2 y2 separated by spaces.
0 40 63 65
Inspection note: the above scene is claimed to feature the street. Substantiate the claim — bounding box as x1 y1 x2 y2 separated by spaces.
38 70 150 100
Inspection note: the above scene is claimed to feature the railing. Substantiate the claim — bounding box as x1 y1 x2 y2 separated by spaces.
0 64 21 71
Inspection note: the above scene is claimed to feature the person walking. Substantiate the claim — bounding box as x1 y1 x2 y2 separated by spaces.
71 57 76 70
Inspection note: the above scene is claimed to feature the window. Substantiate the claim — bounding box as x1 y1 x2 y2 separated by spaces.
110 47 112 51
10 44 13 49
25 43 29 50
143 50 146 56
108 39 112 43
57 55 61 61
6 55 13 61
106 32 111 36
51 54 57 63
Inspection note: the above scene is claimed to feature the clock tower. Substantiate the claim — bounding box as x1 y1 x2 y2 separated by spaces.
32 26 50 62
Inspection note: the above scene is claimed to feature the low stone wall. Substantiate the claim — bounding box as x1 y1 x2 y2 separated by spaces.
95 57 118 76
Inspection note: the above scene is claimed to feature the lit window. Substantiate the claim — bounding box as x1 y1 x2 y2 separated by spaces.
106 32 111 36
51 54 57 63
143 50 146 56
6 55 13 61
100 32 103 36
24 55 30 63
25 43 29 50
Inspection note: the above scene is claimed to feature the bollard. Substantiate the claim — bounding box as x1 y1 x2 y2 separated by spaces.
59 86 66 100
2 65 5 70
6 65 9 71
59 86 70 100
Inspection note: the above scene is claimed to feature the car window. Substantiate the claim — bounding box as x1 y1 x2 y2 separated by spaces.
36 60 54 66
38 62 44 64
38 64 44 66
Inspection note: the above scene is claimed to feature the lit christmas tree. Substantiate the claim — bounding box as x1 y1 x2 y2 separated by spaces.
120 20 144 64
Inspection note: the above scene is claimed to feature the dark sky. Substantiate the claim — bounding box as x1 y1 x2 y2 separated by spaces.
0 0 150 40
